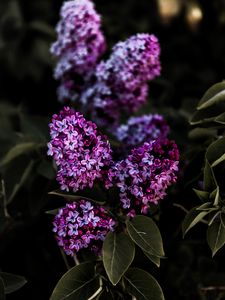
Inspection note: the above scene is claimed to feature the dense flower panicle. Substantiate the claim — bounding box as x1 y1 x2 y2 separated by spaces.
53 201 115 256
81 33 161 126
51 0 106 101
47 107 112 192
115 114 169 148
105 139 179 216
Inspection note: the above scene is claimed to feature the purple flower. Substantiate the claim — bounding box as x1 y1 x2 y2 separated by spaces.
81 33 161 127
51 0 106 102
115 114 169 149
53 200 116 256
47 107 112 192
105 139 179 216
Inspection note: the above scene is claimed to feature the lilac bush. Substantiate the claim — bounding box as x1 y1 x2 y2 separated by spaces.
53 200 115 256
48 2 179 298
47 107 112 192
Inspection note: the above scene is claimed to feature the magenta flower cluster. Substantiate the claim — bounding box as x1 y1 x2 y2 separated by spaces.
105 139 179 217
53 200 115 256
47 107 112 192
115 114 169 149
51 0 106 102
81 34 161 126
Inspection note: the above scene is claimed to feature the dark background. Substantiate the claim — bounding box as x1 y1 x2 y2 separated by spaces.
0 0 225 299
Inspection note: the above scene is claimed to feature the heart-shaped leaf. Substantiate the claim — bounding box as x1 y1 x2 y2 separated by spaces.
50 262 100 300
126 215 164 257
103 232 135 285
123 268 165 300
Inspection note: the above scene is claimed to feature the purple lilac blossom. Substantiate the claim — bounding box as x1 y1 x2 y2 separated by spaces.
51 0 106 102
47 107 112 192
81 33 161 127
115 114 169 148
105 139 179 217
53 200 115 256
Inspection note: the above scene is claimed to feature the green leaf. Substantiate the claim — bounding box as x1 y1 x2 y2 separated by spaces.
206 137 225 167
207 213 225 256
188 128 217 141
126 215 164 257
103 232 135 285
209 186 220 206
0 272 27 294
182 207 211 236
215 112 225 124
0 142 39 166
50 262 100 300
197 82 225 110
143 251 161 268
193 189 210 202
0 277 5 300
123 268 165 300
196 202 212 211
7 160 35 203
203 159 217 191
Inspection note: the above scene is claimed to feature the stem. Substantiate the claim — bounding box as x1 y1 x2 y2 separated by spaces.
1 180 10 218
74 253 80 265
60 248 70 270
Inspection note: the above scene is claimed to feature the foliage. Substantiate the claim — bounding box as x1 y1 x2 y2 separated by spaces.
183 82 225 256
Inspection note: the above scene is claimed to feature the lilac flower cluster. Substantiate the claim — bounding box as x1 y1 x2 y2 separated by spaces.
115 114 169 149
47 107 112 192
105 139 179 217
53 200 115 256
81 33 161 127
51 0 106 102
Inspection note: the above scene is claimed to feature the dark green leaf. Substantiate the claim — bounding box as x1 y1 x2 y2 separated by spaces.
195 202 212 211
143 251 161 268
50 262 100 300
103 232 135 285
206 137 225 167
207 213 225 256
0 272 27 294
188 128 217 141
193 189 210 202
123 268 164 300
197 82 225 110
126 215 164 257
209 187 220 206
203 159 217 191
215 112 225 124
0 142 39 166
7 160 35 203
182 207 211 236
